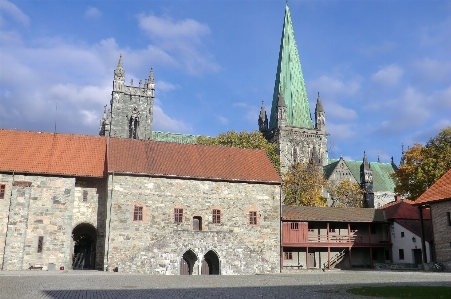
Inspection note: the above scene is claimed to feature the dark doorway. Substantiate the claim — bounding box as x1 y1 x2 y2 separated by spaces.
308 253 316 268
180 250 197 275
413 249 422 265
193 216 202 231
72 223 97 270
201 250 220 275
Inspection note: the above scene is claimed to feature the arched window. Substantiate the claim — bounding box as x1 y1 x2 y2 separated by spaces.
129 107 140 139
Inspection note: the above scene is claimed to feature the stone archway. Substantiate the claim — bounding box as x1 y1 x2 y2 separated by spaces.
72 223 97 270
180 249 197 275
201 250 220 275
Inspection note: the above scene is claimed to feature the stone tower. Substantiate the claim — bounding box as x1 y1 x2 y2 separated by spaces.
259 2 328 172
360 152 375 208
100 55 154 140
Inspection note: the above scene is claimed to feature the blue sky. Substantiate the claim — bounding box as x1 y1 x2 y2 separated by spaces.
1 0 450 165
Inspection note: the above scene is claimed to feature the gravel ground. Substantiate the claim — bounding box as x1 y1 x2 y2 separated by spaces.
1 270 450 299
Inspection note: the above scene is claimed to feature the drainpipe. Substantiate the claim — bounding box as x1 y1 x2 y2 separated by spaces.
279 184 282 273
418 205 428 264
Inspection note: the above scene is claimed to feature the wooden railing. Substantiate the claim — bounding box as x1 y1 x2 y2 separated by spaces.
284 234 390 244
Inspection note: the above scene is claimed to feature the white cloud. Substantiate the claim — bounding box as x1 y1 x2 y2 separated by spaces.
371 64 404 86
358 41 397 57
325 101 358 122
84 7 102 18
215 115 229 125
138 14 219 75
326 122 356 140
0 0 30 26
309 75 360 98
153 105 192 133
414 58 451 83
156 80 180 92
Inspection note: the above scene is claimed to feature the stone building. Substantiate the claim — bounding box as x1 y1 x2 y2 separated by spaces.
415 168 451 270
0 129 282 274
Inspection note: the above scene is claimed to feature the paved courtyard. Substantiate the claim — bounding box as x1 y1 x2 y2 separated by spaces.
0 270 450 299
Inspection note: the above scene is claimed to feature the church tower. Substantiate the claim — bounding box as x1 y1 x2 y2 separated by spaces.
100 55 154 140
361 152 375 208
259 2 328 172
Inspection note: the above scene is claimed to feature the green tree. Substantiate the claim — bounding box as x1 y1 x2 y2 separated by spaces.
325 179 365 208
196 130 280 172
282 161 327 207
391 127 451 200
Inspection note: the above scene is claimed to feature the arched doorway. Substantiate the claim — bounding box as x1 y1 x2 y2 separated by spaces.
180 249 197 275
201 250 220 275
72 223 97 270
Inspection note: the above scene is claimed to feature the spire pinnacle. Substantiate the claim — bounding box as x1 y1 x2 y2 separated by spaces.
148 68 154 84
117 54 123 68
316 92 324 112
278 88 286 107
268 2 313 130
260 101 266 119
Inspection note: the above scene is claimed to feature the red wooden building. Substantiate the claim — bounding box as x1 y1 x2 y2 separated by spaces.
282 206 392 270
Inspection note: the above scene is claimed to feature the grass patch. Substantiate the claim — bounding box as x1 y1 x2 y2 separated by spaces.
347 286 451 298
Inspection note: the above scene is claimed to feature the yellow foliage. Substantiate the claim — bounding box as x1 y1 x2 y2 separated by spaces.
325 179 365 208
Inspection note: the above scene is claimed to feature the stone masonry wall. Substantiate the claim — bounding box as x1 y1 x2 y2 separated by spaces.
430 201 451 262
0 174 75 270
105 175 281 274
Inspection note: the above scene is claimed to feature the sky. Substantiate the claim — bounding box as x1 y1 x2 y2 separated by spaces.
1 0 450 165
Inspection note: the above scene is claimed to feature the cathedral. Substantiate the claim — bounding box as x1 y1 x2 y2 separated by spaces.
0 2 398 274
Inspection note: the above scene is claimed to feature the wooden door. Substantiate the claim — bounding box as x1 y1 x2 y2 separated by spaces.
180 257 190 275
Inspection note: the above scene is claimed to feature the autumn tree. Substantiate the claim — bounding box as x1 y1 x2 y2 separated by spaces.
196 130 280 173
282 161 327 207
391 127 451 200
325 179 365 208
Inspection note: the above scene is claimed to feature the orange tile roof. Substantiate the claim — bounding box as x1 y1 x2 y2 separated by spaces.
108 138 282 183
0 129 106 177
383 199 430 220
282 205 387 222
415 168 451 205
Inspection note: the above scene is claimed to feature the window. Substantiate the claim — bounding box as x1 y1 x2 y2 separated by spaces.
212 209 221 224
249 211 257 225
399 249 404 260
0 184 5 199
370 225 376 234
193 216 202 231
37 236 44 253
284 252 293 260
447 212 451 226
174 208 183 223
82 190 88 202
401 232 405 238
133 205 143 221
291 223 299 230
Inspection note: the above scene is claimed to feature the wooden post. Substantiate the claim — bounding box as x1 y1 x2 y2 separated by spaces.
418 205 428 263
328 246 330 269
306 247 309 269
327 222 330 242
349 247 352 269
348 223 351 243
370 247 373 268
368 224 371 244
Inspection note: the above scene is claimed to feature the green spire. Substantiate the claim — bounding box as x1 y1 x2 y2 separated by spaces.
269 2 313 130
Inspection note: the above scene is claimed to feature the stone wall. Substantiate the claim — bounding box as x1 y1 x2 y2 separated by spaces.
0 174 106 271
105 174 281 274
0 174 75 270
430 201 451 262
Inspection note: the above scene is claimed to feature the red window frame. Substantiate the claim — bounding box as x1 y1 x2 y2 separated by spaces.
0 184 5 199
133 205 143 221
249 211 257 225
212 209 221 224
174 208 183 223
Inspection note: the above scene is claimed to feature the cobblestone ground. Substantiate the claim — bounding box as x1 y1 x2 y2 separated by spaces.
0 270 450 299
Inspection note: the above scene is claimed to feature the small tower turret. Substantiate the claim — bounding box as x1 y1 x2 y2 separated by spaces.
277 89 287 128
361 151 374 208
146 68 155 97
113 54 125 92
315 92 326 131
258 101 268 132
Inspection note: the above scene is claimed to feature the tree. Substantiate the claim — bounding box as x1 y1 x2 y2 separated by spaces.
325 179 365 208
391 127 451 200
196 130 280 173
282 161 327 207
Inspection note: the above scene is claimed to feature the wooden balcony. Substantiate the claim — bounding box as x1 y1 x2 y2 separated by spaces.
282 222 391 248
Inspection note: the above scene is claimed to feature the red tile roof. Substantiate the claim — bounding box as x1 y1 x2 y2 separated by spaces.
382 199 430 220
415 168 451 205
108 138 282 183
0 129 106 177
282 205 386 222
